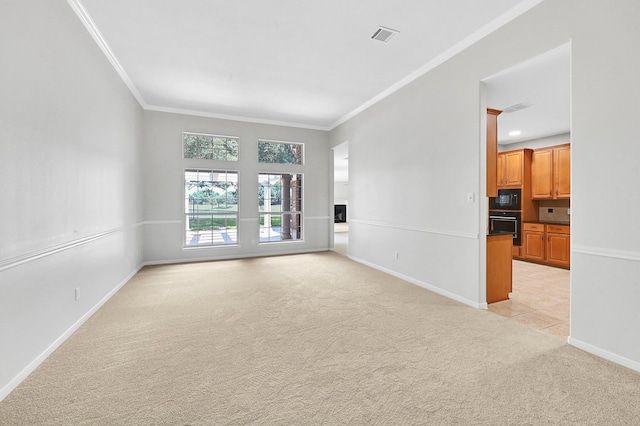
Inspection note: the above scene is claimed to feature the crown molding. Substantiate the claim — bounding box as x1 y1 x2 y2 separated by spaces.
328 0 545 130
68 0 331 131
68 0 544 133
144 105 330 131
67 0 147 107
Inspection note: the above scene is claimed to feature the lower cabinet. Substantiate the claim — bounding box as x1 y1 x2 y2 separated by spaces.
546 225 571 268
512 245 522 258
522 223 570 268
523 223 545 262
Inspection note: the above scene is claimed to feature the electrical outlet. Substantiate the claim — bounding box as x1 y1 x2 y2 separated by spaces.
75 287 80 301
567 208 571 215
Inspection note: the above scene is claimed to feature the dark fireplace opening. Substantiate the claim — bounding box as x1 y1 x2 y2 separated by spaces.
334 204 347 223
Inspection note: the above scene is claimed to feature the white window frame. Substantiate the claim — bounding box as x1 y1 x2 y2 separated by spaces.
183 169 239 248
258 172 304 244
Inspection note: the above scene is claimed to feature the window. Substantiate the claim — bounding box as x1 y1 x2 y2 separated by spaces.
183 133 238 161
258 140 303 165
258 173 302 242
184 169 238 247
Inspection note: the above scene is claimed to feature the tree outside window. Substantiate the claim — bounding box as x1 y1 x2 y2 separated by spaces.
258 140 303 165
184 169 238 247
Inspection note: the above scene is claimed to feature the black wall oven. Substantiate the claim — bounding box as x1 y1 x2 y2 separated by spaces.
489 210 521 246
489 188 521 210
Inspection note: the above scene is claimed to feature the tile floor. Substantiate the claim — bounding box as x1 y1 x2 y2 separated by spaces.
488 260 570 337
333 226 570 337
333 223 349 256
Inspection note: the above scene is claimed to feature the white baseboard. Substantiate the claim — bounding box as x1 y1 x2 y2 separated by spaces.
568 336 640 373
143 248 329 266
0 263 144 402
347 255 483 309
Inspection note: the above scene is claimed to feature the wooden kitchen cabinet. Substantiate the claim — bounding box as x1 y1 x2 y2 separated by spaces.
554 144 571 199
545 224 570 268
486 109 502 197
531 148 554 199
487 233 513 303
512 245 522 258
523 223 545 262
531 144 570 199
497 150 525 188
522 222 570 268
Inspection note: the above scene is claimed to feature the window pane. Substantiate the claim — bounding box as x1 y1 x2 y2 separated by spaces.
226 142 239 161
184 133 239 161
258 173 302 243
201 144 214 160
259 213 302 242
185 169 238 247
258 140 303 164
184 135 200 158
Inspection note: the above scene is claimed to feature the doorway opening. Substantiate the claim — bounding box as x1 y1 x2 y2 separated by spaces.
333 141 349 256
483 43 571 337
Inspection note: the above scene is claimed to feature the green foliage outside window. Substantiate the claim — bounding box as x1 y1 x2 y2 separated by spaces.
258 140 303 164
257 181 282 205
184 133 238 161
188 216 237 231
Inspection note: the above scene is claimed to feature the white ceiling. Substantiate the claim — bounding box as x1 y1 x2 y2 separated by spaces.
485 43 571 144
332 44 570 182
76 0 544 130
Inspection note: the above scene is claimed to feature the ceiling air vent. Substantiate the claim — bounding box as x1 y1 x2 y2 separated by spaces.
502 102 532 114
371 26 399 43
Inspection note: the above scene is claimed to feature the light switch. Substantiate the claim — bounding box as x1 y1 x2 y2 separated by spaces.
466 192 475 203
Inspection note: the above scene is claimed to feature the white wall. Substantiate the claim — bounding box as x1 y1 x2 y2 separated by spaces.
0 2 144 399
567 0 640 370
142 111 330 263
334 181 349 220
330 0 640 371
334 181 349 205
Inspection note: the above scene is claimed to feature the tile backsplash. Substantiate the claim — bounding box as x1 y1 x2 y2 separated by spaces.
539 202 571 224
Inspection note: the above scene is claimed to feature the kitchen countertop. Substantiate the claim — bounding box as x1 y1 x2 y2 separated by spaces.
524 221 570 225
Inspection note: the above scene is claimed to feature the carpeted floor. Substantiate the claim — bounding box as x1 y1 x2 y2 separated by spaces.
1 251 639 425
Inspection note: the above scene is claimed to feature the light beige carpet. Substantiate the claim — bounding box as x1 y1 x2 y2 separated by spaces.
1 252 639 425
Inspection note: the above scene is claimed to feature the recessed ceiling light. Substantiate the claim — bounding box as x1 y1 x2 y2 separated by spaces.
371 26 399 43
508 130 522 136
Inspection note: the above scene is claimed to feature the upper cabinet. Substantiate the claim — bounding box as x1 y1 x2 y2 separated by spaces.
531 148 553 198
531 143 570 199
554 144 571 198
498 150 524 188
